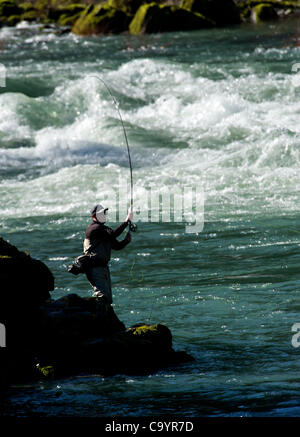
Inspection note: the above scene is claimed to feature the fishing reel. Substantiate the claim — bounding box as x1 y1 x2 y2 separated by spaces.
128 221 137 232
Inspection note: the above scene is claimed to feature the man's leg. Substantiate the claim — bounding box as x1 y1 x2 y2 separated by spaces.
86 266 112 316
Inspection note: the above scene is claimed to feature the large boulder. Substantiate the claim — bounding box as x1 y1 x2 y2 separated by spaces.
129 3 214 35
0 0 22 25
52 3 86 26
251 3 278 22
0 237 54 317
0 237 54 383
72 3 130 35
0 237 193 385
33 296 194 377
181 0 241 26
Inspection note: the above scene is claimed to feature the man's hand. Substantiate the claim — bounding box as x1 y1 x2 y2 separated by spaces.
126 206 133 223
125 231 131 243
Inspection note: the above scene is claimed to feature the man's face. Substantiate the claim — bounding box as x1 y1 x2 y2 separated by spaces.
93 211 106 224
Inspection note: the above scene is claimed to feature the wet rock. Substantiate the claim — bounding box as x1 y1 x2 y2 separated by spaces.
0 0 21 26
181 0 241 26
0 237 54 382
0 237 54 318
72 3 130 35
127 323 173 350
50 3 86 27
0 237 193 385
129 3 214 35
251 3 278 22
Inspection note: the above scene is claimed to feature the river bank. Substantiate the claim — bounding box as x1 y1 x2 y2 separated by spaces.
0 0 299 36
1 10 300 417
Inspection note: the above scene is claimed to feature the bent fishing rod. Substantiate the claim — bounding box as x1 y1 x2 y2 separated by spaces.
88 74 137 232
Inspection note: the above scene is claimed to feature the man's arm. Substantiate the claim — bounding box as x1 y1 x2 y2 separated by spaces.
112 221 128 238
111 232 131 250
112 207 133 238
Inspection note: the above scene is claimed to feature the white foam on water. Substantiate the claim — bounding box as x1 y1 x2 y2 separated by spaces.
1 56 300 219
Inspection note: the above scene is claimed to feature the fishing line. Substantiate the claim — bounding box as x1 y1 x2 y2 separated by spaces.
87 74 136 231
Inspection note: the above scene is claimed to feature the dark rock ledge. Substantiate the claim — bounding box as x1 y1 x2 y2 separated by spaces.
0 236 193 391
0 0 300 36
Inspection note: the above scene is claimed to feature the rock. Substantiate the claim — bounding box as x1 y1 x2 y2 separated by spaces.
0 237 193 385
106 0 130 14
0 0 21 26
0 237 54 382
251 3 278 22
129 3 214 35
181 0 241 26
0 237 54 315
50 3 86 27
34 301 194 377
126 323 172 350
72 3 130 35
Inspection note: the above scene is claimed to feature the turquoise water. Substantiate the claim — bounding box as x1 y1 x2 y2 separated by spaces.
1 18 300 417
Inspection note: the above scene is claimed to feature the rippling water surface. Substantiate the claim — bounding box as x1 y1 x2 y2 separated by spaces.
1 18 300 417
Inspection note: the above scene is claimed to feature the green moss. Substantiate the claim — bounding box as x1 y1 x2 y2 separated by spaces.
107 0 128 13
127 323 173 349
20 9 37 21
56 4 85 26
36 364 55 377
129 3 158 34
19 2 34 11
251 3 278 22
131 324 158 335
72 3 130 35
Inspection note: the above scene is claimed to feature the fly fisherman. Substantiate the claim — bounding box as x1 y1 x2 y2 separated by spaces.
84 204 132 315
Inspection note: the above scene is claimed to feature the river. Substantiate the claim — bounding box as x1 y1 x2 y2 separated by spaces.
1 17 300 417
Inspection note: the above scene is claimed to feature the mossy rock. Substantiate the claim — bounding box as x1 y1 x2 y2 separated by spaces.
20 9 39 22
181 0 241 26
107 0 129 13
5 13 20 24
0 0 21 15
0 0 22 25
126 323 173 350
72 3 130 35
49 3 85 26
19 2 34 11
129 3 214 35
251 3 278 22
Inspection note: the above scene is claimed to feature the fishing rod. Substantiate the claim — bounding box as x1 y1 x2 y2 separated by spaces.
88 74 137 232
